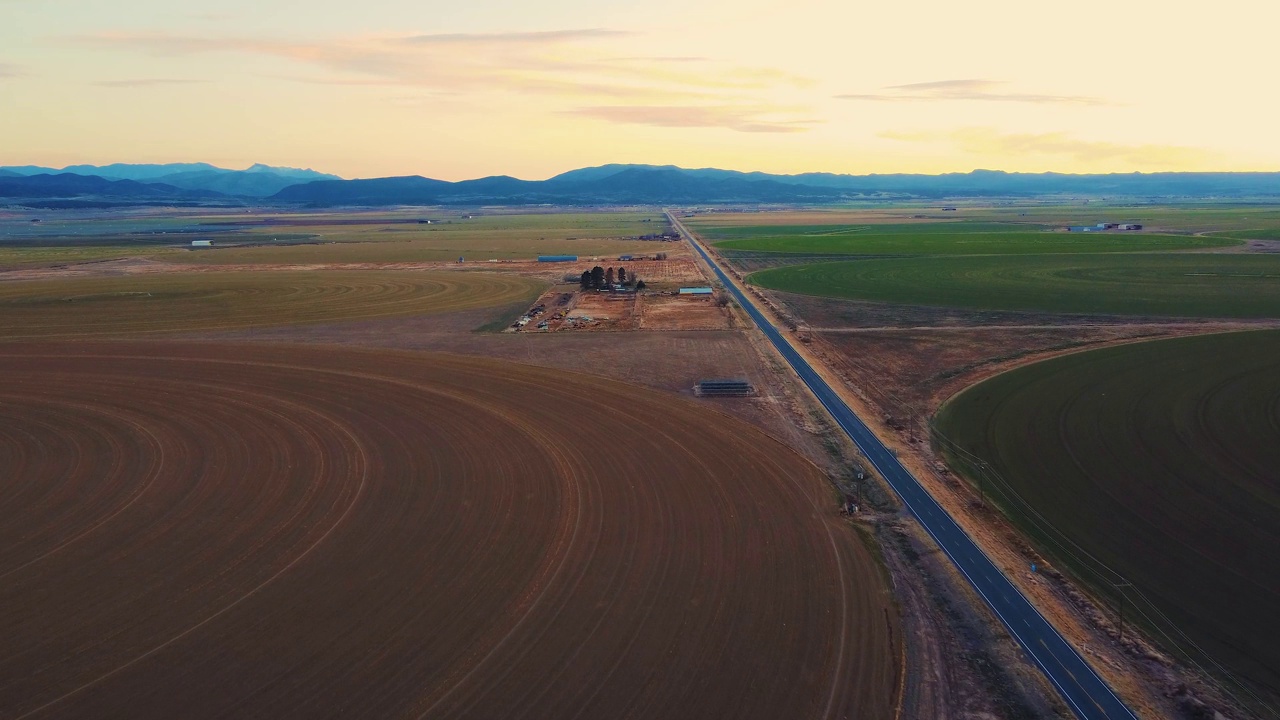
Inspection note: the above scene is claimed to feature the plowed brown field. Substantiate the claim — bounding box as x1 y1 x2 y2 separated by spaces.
0 342 899 720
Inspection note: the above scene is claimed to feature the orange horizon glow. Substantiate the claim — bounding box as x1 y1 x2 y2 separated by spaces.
2 0 1277 180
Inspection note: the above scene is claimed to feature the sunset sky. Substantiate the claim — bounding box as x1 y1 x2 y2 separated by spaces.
2 0 1277 180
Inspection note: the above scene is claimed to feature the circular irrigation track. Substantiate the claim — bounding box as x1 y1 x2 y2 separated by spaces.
0 342 899 719
936 330 1280 701
0 270 542 339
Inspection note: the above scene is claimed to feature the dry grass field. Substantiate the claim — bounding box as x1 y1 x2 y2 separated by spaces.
0 342 901 719
0 210 675 267
0 270 545 339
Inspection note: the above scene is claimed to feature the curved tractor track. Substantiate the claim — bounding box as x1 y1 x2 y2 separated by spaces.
0 270 542 339
0 342 899 720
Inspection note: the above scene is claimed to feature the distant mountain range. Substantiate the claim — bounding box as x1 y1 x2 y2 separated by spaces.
0 163 339 198
0 173 227 207
272 165 1280 205
2 162 1278 207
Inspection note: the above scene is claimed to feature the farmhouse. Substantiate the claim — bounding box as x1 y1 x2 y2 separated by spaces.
1067 222 1143 232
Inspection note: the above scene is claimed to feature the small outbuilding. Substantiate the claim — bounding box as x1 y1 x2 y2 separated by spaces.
191 240 213 248
537 255 578 263
679 287 714 295
695 379 755 397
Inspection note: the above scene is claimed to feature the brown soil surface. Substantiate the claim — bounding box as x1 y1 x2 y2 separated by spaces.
185 312 812 453
812 326 1189 430
562 291 637 329
772 290 1280 331
638 294 733 331
0 342 901 720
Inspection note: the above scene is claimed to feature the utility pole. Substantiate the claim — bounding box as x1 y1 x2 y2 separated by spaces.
977 461 989 507
1112 581 1133 640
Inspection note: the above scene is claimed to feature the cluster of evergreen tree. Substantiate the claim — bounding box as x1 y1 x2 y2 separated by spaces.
580 266 643 291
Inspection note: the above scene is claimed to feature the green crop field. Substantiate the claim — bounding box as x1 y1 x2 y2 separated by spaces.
934 331 1280 702
690 204 1280 238
696 219 1233 257
749 254 1280 317
703 221 1039 240
1213 228 1280 241
958 205 1280 233
716 230 1226 256
0 270 545 339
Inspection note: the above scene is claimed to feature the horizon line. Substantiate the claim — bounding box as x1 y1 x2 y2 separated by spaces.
5 161 1280 184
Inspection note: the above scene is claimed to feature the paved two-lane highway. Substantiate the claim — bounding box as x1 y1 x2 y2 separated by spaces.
671 212 1138 720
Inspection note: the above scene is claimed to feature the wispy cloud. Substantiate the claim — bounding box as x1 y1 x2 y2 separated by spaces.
0 62 24 79
398 29 628 45
612 56 707 63
67 29 807 102
881 127 1213 167
92 78 207 88
840 79 1105 105
567 105 819 133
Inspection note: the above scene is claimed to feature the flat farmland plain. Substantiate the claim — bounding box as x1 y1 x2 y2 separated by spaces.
0 270 544 339
934 331 1280 704
0 211 671 267
0 342 901 720
700 223 1231 256
749 253 1280 317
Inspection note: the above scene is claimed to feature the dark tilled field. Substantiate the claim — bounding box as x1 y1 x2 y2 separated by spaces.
0 342 901 720
934 330 1280 706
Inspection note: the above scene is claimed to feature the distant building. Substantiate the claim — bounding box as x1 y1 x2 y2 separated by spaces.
679 287 714 295
1119 223 1144 231
618 254 635 261
537 255 578 263
191 240 213 248
1067 226 1096 232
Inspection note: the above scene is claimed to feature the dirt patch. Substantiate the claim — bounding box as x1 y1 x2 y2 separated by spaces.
769 290 1271 330
184 313 826 465
638 294 733 331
